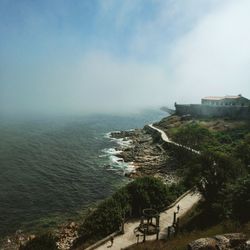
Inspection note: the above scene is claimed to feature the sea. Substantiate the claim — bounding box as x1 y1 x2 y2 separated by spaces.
0 110 166 239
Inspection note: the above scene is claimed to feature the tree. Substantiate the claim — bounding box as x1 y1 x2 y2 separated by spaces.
126 176 169 216
78 197 124 242
185 150 240 204
234 133 250 170
232 174 250 222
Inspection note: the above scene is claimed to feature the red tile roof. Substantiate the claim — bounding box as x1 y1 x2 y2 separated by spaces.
202 95 241 101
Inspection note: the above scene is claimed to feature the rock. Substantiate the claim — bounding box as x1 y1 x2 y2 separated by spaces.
214 235 230 249
181 114 192 121
69 222 76 228
28 234 36 240
188 234 248 250
107 127 178 184
245 240 250 250
223 233 247 248
188 237 217 250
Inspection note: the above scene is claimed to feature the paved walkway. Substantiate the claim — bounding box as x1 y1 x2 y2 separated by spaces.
148 124 200 155
95 191 201 250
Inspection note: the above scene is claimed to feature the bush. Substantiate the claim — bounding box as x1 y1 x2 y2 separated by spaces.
77 197 124 243
172 123 213 150
182 150 241 204
234 133 250 169
232 174 250 222
167 182 187 201
19 234 58 250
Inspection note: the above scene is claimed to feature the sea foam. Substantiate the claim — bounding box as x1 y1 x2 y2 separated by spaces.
102 131 135 175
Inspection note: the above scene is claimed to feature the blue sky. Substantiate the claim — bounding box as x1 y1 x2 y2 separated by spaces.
1 0 250 114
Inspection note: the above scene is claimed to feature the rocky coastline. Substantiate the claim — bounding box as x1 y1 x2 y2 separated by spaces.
1 221 79 250
110 126 178 184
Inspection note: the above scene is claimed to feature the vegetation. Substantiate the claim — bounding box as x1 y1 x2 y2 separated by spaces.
232 174 250 222
126 176 173 216
73 176 185 248
173 123 213 150
19 234 58 250
234 133 250 168
169 119 250 224
169 119 250 154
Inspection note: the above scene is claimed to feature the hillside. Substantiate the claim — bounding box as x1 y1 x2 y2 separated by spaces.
10 115 250 250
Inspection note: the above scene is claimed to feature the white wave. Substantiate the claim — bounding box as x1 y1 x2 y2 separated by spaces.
104 131 133 148
102 148 122 155
104 131 121 139
101 130 135 175
101 147 135 175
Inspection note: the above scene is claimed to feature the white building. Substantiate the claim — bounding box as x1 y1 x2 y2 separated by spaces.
201 95 250 107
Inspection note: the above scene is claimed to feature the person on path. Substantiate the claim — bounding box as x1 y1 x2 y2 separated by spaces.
177 205 180 213
107 236 114 248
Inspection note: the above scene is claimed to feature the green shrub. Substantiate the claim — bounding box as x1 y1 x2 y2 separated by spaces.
167 182 187 201
232 174 250 222
234 133 250 169
182 150 241 204
77 197 124 242
172 123 213 150
19 234 58 250
126 176 169 216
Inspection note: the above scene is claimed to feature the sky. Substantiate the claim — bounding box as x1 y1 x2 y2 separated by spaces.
0 0 250 115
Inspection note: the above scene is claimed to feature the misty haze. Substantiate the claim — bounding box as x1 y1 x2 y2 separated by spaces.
0 1 250 250
1 0 250 115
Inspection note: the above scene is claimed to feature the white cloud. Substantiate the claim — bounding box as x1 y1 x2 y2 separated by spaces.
168 0 250 103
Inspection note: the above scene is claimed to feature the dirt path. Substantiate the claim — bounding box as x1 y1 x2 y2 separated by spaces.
94 191 201 250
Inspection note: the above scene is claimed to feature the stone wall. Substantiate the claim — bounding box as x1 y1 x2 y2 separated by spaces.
175 104 250 120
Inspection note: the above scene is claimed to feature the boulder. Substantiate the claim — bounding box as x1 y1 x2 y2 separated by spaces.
213 235 230 249
223 233 247 248
245 240 250 250
188 237 217 250
188 233 248 250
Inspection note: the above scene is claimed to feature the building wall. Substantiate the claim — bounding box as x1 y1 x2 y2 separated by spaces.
175 104 250 120
201 97 250 107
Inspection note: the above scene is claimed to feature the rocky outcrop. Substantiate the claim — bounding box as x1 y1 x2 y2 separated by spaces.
110 128 178 184
56 221 78 250
188 233 249 250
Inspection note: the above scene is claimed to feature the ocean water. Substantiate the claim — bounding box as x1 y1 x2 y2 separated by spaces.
0 110 166 238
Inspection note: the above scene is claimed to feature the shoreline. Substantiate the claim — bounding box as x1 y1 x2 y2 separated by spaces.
108 126 178 184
